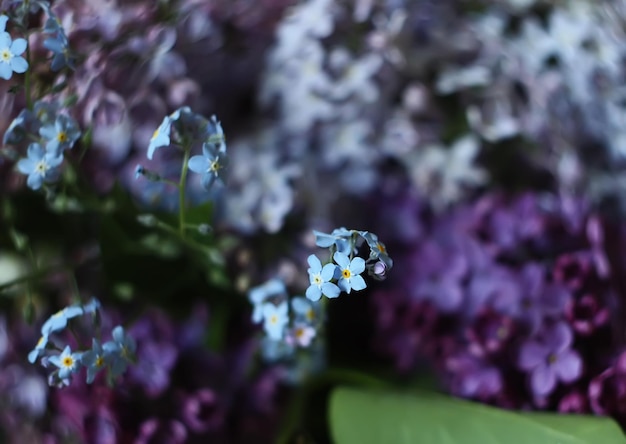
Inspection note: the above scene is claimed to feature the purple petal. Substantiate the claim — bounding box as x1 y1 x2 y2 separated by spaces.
435 279 463 312
518 341 549 370
544 322 572 353
542 284 570 315
554 349 582 383
531 363 556 396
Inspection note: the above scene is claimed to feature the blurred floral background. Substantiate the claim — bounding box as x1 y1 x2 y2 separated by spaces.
3 0 626 442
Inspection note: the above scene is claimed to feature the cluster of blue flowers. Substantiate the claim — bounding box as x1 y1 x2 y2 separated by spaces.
28 298 136 387
248 228 392 372
248 278 323 365
137 106 227 192
307 228 393 300
4 100 81 190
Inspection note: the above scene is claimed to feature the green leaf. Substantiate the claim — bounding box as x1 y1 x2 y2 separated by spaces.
329 387 626 444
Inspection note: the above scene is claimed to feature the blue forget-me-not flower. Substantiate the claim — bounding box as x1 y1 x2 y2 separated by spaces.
0 15 28 80
313 228 354 255
305 254 340 301
333 251 367 294
39 114 81 156
103 325 136 378
147 114 173 159
49 345 82 383
359 230 393 269
16 143 63 190
262 302 289 340
188 140 227 190
248 278 287 323
81 339 110 384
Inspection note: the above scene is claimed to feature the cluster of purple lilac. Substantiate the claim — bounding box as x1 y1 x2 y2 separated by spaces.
371 191 626 422
27 298 136 388
249 228 393 380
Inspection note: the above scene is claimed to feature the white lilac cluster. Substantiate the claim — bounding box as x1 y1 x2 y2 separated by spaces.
437 1 626 199
219 128 301 234
258 0 387 195
27 298 136 387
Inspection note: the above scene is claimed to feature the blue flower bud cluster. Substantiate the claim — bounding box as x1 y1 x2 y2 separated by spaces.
27 299 136 387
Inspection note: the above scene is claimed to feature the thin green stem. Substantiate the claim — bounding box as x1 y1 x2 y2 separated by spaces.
178 146 191 237
24 43 32 111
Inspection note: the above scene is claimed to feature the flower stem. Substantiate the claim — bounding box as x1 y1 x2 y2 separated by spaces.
24 43 32 111
178 146 191 237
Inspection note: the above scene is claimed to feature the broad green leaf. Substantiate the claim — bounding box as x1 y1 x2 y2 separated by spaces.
329 387 626 444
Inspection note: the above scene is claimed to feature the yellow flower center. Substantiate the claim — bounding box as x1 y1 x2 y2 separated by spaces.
36 336 45 347
376 242 387 254
35 161 48 175
57 131 68 143
306 309 315 322
313 275 322 285
1 49 11 62
342 269 351 279
209 159 221 173
62 356 74 368
151 128 159 140
95 356 105 368
269 314 278 325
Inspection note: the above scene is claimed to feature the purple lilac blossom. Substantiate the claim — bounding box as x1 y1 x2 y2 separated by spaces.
518 322 583 397
370 191 617 416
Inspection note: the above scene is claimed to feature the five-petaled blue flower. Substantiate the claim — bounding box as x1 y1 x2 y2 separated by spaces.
17 143 63 190
333 251 367 294
49 345 82 382
147 115 173 159
262 302 289 340
305 254 340 301
291 296 322 326
103 325 136 378
0 17 28 80
81 339 110 384
39 114 81 156
188 141 227 190
249 278 286 324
